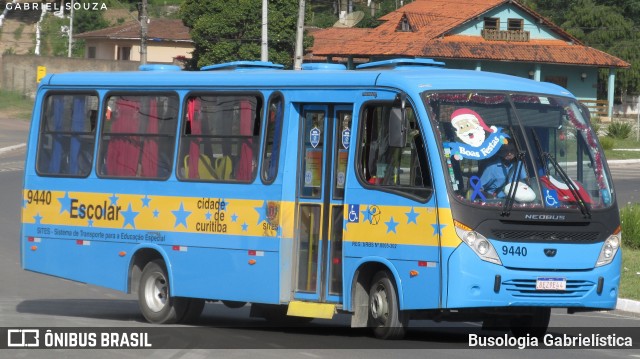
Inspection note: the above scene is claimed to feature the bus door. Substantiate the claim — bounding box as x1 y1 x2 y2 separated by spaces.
294 104 352 303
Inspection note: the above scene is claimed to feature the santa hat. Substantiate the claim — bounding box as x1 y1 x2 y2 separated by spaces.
450 108 494 133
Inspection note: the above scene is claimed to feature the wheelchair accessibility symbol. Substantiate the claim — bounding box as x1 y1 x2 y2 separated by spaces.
545 189 559 207
348 204 359 223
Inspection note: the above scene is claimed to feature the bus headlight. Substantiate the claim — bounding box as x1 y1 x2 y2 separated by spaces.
454 221 501 265
595 233 620 267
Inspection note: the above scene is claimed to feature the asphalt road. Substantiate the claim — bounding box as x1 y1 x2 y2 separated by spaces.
1 119 639 358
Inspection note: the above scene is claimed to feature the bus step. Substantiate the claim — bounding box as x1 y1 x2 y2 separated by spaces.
287 301 336 319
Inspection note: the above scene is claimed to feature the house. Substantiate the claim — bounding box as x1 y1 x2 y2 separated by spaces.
309 0 629 117
75 18 193 64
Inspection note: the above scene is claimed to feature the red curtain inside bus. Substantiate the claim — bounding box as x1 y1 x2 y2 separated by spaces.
106 98 141 176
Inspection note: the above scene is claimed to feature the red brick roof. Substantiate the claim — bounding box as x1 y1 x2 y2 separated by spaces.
310 0 629 68
76 19 191 43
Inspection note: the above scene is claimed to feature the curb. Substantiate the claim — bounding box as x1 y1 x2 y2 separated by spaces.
616 298 640 314
607 159 640 164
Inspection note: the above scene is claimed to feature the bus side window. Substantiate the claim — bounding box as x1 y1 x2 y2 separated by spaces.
261 94 284 183
36 94 97 177
358 103 432 199
178 94 262 183
99 94 178 179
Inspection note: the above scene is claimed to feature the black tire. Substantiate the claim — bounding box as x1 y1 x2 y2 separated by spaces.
510 307 551 338
367 271 408 340
138 260 187 324
180 298 205 324
222 300 247 309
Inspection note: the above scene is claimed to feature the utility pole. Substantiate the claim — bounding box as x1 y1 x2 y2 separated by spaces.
293 0 305 70
261 0 268 62
67 0 74 57
140 0 148 65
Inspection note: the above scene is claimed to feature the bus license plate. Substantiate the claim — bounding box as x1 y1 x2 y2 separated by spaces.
536 277 566 291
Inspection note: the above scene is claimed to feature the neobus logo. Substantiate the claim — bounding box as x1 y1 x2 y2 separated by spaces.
524 214 566 221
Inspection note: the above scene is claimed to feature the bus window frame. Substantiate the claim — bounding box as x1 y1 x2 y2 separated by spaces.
355 99 434 203
35 90 100 179
176 90 264 184
260 92 285 185
96 91 180 181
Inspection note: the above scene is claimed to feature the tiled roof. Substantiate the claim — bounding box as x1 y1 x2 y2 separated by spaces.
310 0 629 68
76 19 192 42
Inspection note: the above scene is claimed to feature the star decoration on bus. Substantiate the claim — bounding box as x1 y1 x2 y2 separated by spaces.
121 203 139 229
254 201 269 225
241 222 248 232
431 223 447 236
405 207 419 224
140 195 151 208
231 213 238 222
109 193 119 206
57 192 73 214
385 217 399 234
153 209 160 218
33 213 42 225
205 211 212 220
172 202 191 228
88 219 94 227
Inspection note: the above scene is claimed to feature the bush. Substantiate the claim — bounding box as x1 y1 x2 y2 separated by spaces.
606 121 633 140
590 117 602 136
599 136 614 150
621 204 640 249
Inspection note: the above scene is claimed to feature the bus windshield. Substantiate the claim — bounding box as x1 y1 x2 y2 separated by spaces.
425 92 614 213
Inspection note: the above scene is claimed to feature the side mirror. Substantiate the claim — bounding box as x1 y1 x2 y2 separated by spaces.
388 107 407 148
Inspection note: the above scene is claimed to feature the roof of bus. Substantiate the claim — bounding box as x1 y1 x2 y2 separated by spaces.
40 65 573 98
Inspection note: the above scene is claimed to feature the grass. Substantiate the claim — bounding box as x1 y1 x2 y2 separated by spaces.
621 248 640 301
0 90 34 121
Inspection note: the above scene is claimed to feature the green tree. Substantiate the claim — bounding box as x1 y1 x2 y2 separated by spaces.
559 0 639 96
74 8 110 34
529 0 640 96
180 0 311 69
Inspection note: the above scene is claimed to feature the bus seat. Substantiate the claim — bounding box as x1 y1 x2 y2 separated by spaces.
184 154 216 179
214 156 233 180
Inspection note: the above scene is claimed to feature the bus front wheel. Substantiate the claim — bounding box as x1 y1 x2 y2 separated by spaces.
138 260 187 324
367 271 408 339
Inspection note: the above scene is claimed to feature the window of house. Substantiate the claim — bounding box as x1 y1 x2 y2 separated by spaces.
507 18 523 31
117 46 131 60
544 76 568 88
88 47 96 59
399 16 412 32
178 93 263 183
484 17 499 30
36 93 99 177
98 94 179 179
358 102 432 200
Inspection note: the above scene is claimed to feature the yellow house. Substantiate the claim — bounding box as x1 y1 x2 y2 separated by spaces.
75 19 193 64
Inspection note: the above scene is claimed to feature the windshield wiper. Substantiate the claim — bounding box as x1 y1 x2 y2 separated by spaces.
500 151 525 217
544 153 591 218
530 129 591 218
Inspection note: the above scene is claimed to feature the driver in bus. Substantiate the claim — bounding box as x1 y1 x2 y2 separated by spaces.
479 140 526 198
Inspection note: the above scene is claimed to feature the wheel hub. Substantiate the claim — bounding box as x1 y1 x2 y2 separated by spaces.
370 288 388 321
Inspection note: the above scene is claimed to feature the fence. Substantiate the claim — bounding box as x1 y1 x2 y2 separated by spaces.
580 99 609 118
0 54 145 98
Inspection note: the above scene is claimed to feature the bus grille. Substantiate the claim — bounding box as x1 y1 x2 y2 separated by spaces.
503 279 594 298
492 230 600 242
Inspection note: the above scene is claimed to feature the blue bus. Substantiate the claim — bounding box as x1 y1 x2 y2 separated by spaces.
21 59 621 339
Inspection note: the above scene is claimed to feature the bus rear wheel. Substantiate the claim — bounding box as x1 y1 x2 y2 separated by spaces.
367 271 408 340
138 260 187 324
